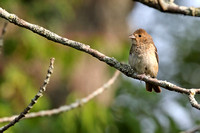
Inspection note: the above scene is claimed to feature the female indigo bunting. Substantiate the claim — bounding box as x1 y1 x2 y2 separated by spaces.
129 29 161 93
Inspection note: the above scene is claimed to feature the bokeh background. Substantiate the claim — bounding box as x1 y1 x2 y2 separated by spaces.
0 0 200 133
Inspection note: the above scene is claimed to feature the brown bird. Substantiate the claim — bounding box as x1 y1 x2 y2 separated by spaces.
128 29 161 93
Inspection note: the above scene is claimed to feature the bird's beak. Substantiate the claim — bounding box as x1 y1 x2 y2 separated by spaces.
129 34 135 39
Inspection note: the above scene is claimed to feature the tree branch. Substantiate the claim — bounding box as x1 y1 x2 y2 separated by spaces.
0 7 200 110
134 0 200 17
0 58 55 132
0 71 120 123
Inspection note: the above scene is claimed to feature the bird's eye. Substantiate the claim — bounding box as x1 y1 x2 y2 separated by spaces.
138 35 141 37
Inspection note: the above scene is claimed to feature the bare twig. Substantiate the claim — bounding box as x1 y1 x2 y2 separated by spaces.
0 7 200 110
180 125 200 133
134 0 200 17
0 71 120 123
0 58 55 132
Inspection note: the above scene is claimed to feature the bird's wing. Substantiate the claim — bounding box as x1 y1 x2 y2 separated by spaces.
155 46 159 63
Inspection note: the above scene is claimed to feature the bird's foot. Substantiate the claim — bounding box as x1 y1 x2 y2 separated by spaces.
137 74 146 81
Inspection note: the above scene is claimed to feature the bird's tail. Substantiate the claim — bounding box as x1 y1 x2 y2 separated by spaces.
145 82 161 93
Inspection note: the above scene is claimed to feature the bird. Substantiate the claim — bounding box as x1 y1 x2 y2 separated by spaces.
128 29 161 93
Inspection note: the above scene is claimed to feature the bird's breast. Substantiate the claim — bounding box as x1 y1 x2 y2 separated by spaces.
129 46 158 77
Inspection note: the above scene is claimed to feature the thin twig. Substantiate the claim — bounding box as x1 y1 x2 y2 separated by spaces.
0 7 200 110
0 58 55 132
134 0 200 17
180 125 200 133
0 71 120 123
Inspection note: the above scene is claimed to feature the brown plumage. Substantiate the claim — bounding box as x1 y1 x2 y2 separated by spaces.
128 29 161 93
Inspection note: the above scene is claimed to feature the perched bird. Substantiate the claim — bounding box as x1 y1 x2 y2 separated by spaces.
128 29 161 93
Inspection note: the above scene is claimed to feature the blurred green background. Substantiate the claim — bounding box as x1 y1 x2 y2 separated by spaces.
0 0 200 133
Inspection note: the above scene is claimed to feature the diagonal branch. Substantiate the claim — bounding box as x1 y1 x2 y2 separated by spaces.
0 58 55 132
0 71 120 123
0 7 199 110
134 0 200 17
